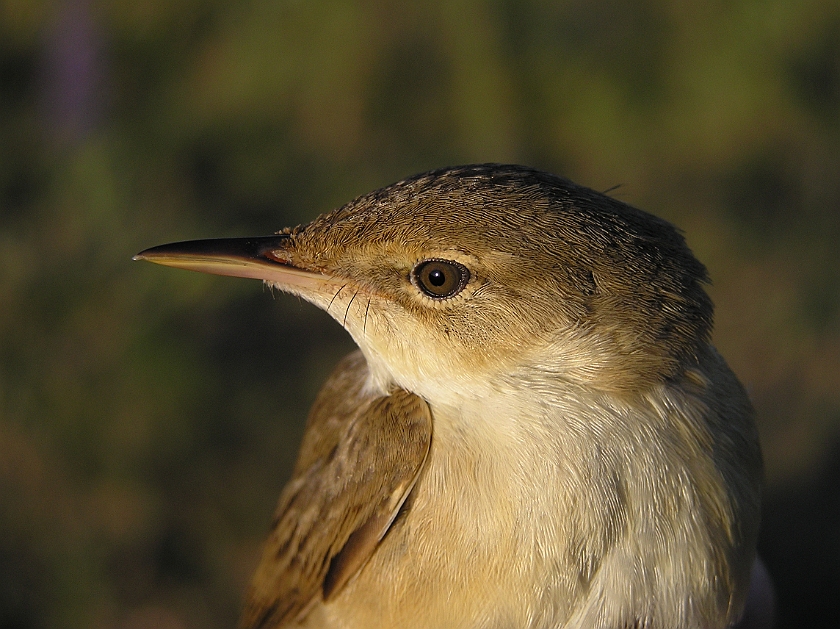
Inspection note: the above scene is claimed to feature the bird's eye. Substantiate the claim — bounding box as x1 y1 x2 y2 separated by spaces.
411 259 470 299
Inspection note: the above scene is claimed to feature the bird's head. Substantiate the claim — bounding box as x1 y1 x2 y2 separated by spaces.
136 164 712 402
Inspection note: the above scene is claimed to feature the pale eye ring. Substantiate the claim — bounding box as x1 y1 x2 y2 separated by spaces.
411 259 470 299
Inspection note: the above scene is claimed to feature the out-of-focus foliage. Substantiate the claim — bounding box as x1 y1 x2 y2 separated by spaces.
1 0 838 627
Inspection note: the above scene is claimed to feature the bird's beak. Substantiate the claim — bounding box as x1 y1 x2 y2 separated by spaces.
133 235 335 292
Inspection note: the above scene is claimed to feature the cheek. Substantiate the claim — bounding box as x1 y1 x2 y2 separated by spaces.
367 316 451 367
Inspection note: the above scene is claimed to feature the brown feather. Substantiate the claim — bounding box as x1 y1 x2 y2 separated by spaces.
239 352 432 629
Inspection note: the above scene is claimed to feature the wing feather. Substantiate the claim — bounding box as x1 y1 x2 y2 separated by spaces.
239 351 432 629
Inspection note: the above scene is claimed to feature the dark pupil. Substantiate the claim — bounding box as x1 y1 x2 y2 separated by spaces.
428 269 446 286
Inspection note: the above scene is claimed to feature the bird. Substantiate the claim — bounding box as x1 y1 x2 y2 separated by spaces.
135 164 763 629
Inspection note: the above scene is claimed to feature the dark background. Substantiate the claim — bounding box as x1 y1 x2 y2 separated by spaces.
2 1 839 627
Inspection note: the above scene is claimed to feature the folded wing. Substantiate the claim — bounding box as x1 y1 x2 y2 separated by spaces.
240 352 433 629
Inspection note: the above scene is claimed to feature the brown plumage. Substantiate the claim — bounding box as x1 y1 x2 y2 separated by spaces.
243 352 431 627
135 164 762 629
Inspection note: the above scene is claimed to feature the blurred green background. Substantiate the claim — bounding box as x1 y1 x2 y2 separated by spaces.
1 0 839 627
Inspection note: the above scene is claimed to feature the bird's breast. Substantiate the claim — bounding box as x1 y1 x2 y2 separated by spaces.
304 369 756 629
313 398 585 629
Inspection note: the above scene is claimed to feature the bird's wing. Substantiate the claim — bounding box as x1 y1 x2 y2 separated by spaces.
239 351 432 629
